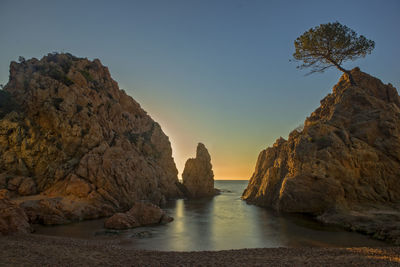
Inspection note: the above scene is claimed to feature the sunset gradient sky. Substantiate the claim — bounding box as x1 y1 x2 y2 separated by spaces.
1 0 399 179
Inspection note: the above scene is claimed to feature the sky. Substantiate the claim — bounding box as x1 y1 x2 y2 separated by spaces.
0 0 399 180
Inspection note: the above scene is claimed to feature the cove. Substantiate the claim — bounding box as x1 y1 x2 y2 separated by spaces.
34 180 388 251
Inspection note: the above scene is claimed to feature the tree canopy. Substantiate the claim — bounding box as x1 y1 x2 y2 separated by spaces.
293 22 375 84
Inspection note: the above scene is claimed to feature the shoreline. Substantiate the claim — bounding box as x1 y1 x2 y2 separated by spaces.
1 234 399 266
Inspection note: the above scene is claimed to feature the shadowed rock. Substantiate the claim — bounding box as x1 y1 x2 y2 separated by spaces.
104 202 173 230
0 196 32 235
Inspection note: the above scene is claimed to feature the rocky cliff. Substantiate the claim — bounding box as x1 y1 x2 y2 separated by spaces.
0 53 183 227
242 68 400 244
182 143 216 198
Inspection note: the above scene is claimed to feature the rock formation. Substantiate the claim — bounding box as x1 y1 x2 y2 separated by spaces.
242 68 400 244
104 201 173 230
0 196 32 235
0 53 183 229
182 143 216 198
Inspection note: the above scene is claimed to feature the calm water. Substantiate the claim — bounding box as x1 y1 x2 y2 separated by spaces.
34 180 387 251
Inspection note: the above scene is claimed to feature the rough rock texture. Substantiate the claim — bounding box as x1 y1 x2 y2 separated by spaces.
182 143 216 198
104 212 140 230
0 196 32 235
242 68 400 243
14 195 114 225
0 53 183 226
104 201 173 230
317 204 400 245
0 173 37 197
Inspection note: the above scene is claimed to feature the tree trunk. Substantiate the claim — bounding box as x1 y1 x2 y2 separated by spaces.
327 58 356 86
336 66 355 86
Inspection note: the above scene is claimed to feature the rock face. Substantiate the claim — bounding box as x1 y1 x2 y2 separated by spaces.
0 174 37 197
242 68 400 243
317 204 400 245
0 196 32 235
104 201 173 230
0 53 183 226
182 143 216 198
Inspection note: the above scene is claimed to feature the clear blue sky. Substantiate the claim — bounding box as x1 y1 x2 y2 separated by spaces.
1 0 399 179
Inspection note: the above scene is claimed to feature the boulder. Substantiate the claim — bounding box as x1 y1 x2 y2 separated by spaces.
0 196 32 235
7 176 23 191
17 177 37 196
104 202 173 230
104 212 140 230
182 143 216 198
16 195 115 225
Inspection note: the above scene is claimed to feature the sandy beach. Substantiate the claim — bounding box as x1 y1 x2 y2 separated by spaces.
1 234 399 266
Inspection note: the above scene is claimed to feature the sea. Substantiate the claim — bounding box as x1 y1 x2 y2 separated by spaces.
34 180 387 251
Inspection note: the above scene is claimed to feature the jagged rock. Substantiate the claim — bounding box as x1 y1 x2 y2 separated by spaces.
18 177 37 196
104 202 173 230
182 143 216 198
0 175 37 197
0 53 183 226
0 196 32 235
7 176 23 191
242 68 400 243
16 195 115 225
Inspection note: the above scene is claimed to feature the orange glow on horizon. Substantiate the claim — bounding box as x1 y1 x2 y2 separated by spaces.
149 107 260 183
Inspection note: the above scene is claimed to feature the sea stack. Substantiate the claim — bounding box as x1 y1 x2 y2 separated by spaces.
0 53 183 231
182 143 216 198
242 68 400 244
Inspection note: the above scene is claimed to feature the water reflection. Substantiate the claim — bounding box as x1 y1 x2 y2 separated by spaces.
34 181 388 251
165 198 216 250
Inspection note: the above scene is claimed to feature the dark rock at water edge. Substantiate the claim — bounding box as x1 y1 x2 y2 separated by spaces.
182 143 218 198
242 68 400 244
104 201 173 230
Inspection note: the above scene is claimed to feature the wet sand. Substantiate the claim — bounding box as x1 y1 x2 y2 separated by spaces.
1 234 399 266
